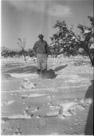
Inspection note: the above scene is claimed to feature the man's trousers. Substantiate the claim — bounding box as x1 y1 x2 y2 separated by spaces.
37 53 47 70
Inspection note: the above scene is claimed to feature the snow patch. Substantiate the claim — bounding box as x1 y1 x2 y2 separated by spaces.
21 93 46 98
21 81 36 90
60 102 77 112
2 100 14 106
49 132 59 135
57 74 90 83
58 102 85 118
46 110 59 117
84 98 93 105
63 111 73 117
2 114 31 120
80 98 93 105
49 105 60 110
10 73 38 78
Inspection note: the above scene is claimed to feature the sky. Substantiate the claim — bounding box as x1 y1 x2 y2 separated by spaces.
1 0 93 50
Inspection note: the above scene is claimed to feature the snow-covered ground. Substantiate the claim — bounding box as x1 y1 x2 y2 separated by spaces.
1 56 93 135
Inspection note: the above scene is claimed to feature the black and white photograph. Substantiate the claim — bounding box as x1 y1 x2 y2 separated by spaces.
1 0 94 135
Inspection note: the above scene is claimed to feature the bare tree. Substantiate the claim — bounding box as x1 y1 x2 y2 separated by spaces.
17 38 27 62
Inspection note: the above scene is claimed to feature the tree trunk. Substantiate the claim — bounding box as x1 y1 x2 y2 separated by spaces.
88 54 94 66
84 48 94 67
79 43 94 67
23 55 27 63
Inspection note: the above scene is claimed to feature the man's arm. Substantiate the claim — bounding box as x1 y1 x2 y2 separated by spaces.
45 42 51 55
33 43 37 57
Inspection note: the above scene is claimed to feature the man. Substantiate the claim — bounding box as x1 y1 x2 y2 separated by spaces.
33 34 49 77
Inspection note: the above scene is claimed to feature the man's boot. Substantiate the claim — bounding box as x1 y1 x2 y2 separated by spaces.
37 69 41 75
41 69 47 79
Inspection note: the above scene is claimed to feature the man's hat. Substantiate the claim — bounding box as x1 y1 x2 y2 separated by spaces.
38 34 44 38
